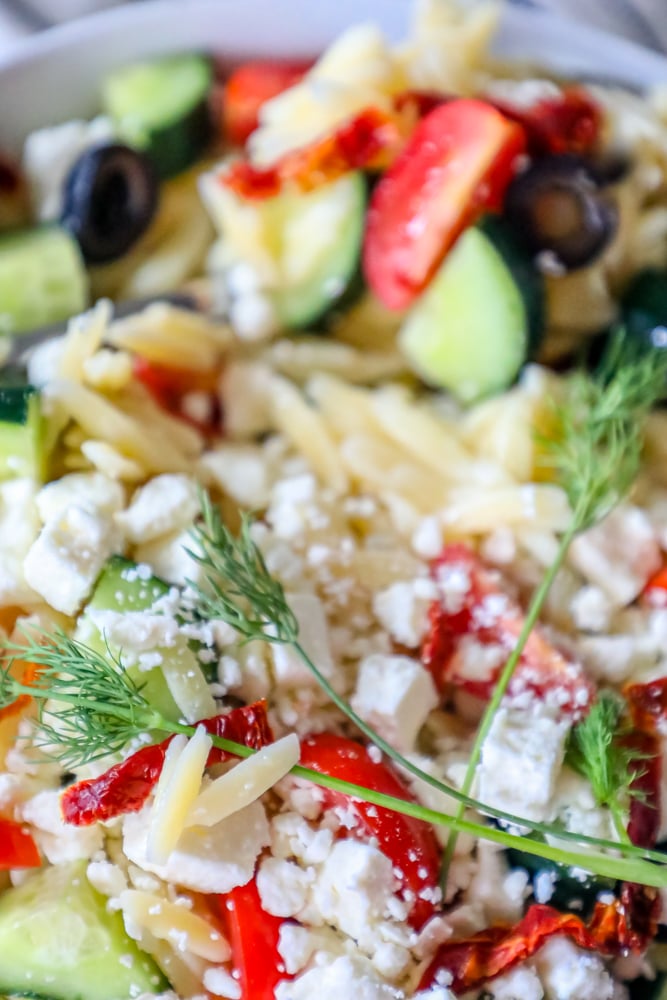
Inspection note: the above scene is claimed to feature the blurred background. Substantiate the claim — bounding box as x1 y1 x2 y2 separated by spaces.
0 0 665 54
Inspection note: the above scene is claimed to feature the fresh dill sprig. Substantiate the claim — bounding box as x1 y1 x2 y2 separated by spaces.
566 691 647 843
0 631 167 767
187 491 298 645
443 337 667 877
2 625 667 888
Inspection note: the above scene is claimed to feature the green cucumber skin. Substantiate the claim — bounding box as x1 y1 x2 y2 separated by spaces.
272 172 368 330
399 225 530 403
88 555 169 613
506 846 615 920
82 557 182 723
0 226 88 337
0 387 45 482
479 214 545 357
0 863 166 1000
104 54 213 180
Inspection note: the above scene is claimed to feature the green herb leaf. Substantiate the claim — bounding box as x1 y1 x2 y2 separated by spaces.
566 690 647 842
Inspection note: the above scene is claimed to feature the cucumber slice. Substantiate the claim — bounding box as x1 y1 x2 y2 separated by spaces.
81 557 214 725
399 220 544 403
0 385 45 482
269 171 367 329
0 226 88 336
0 862 165 1000
103 54 213 179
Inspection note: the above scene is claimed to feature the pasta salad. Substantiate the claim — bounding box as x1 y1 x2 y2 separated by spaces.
2 3 667 1000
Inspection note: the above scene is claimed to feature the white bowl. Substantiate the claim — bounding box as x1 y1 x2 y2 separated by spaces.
1 0 667 156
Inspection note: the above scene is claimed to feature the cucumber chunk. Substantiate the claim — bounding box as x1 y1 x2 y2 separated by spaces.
399 219 543 403
103 54 213 179
81 557 214 725
0 385 45 481
0 226 88 336
269 171 367 329
0 862 165 1000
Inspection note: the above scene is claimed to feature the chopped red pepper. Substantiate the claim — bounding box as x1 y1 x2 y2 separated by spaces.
422 544 593 717
221 106 405 200
0 817 41 870
223 59 313 146
489 87 602 157
299 732 441 928
61 701 274 826
642 564 667 608
419 896 655 995
216 877 291 1000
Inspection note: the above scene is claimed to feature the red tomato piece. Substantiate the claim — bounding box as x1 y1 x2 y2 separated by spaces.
0 817 41 870
489 87 602 157
223 60 313 146
61 701 274 826
642 564 667 608
216 877 290 1000
362 98 526 310
299 732 441 928
133 357 222 435
422 544 593 718
221 106 405 200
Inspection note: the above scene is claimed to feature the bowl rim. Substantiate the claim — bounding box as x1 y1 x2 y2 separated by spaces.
1 0 667 153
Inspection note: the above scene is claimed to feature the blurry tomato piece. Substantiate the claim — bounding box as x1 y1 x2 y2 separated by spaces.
362 99 526 310
422 544 593 717
223 59 312 145
0 818 40 870
490 87 602 157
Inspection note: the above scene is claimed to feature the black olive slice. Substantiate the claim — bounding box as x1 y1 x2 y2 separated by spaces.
61 143 158 265
504 154 618 272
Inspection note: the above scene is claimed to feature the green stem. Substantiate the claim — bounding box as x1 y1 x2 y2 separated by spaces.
441 518 580 884
148 715 667 888
609 800 632 846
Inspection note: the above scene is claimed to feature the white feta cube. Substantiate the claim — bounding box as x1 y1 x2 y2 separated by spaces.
21 789 103 864
0 478 40 605
351 654 438 753
373 578 438 649
569 504 661 607
133 529 202 587
489 965 543 1000
23 503 121 615
271 592 338 689
257 857 313 918
311 840 398 943
200 445 271 509
274 955 401 1000
115 475 199 543
36 472 125 523
477 705 570 823
123 800 269 895
534 936 615 1000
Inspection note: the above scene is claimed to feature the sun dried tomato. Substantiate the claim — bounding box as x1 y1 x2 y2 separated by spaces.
61 701 274 826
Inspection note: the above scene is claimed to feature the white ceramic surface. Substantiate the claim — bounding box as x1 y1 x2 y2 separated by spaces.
0 0 667 154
